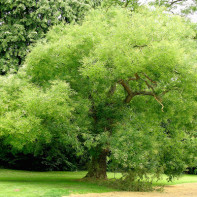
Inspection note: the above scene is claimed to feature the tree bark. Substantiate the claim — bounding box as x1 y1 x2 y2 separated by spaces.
85 149 108 179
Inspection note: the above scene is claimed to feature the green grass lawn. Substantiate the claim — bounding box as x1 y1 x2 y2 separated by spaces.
0 169 196 197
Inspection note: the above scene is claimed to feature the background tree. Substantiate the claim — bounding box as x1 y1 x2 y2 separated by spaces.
149 0 197 15
0 7 197 185
0 0 97 74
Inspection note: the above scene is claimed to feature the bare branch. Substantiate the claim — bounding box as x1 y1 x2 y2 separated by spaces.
118 79 136 103
143 73 157 85
142 78 155 92
133 45 147 48
169 0 184 6
135 91 164 112
118 79 133 95
128 73 140 81
153 95 164 112
125 94 134 103
128 77 137 81
118 74 165 111
135 91 155 96
135 73 140 80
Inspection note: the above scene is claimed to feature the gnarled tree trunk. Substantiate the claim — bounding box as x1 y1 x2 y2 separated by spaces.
85 149 108 179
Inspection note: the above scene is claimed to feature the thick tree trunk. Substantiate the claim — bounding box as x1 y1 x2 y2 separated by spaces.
85 149 108 179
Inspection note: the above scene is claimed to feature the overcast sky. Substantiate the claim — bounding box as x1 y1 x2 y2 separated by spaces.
139 0 197 22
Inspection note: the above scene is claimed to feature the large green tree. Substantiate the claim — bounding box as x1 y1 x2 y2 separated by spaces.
0 7 197 181
0 0 98 74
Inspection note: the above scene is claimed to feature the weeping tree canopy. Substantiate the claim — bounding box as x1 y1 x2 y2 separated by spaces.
0 6 197 185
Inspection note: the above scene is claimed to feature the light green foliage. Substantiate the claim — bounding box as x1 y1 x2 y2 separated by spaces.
1 6 197 184
0 75 90 156
0 0 95 73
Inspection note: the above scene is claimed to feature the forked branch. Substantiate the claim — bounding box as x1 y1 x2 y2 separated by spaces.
118 73 164 111
143 73 157 85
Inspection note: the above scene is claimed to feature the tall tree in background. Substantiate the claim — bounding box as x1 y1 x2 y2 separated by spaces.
150 0 197 15
0 0 97 74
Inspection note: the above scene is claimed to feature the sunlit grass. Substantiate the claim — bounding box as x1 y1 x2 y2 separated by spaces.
153 174 197 185
0 169 196 197
0 169 114 197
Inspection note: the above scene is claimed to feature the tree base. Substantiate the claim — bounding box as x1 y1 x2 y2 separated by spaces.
85 150 108 180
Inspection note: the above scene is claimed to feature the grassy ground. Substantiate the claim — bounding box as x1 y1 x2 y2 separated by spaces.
0 169 197 197
154 174 197 186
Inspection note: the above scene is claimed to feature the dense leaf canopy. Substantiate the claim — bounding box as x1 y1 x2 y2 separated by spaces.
0 7 197 179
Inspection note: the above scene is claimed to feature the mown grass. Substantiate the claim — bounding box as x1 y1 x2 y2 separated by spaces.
0 170 115 197
154 174 197 185
0 169 196 197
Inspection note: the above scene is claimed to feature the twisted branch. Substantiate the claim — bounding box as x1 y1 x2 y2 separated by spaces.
118 73 165 111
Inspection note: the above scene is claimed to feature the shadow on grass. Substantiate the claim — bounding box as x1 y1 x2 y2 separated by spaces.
0 178 80 183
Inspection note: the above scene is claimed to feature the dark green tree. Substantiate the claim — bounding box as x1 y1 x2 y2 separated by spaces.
0 0 96 74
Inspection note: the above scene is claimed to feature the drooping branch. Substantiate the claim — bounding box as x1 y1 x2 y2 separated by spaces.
135 91 164 112
169 0 184 6
153 95 164 112
123 91 155 104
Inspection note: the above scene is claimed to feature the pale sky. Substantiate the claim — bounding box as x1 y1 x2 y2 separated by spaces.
139 0 197 22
